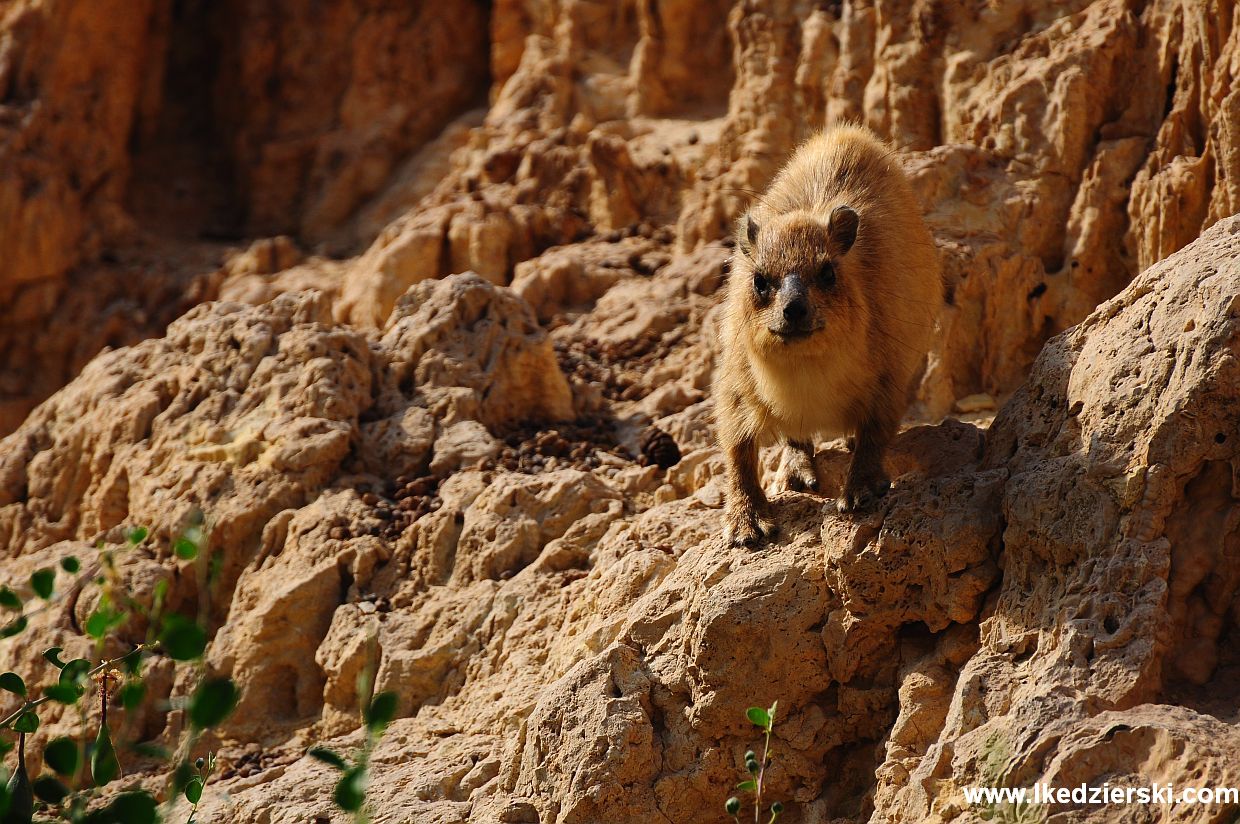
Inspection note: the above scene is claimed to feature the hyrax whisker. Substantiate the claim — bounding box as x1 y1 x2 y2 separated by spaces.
714 123 944 546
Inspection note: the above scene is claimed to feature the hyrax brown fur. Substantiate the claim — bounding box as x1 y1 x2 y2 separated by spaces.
714 124 941 547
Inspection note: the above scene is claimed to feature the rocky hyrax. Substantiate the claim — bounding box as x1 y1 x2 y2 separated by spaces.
715 124 941 547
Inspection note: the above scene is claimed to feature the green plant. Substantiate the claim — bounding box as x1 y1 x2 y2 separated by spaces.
0 519 238 823
306 638 397 824
726 701 783 824
181 753 216 824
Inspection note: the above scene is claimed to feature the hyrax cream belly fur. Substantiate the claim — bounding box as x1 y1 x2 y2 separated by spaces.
714 124 941 547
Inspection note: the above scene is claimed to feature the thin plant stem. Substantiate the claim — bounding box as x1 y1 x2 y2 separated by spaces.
755 705 775 824
754 729 768 824
187 754 214 823
0 644 149 730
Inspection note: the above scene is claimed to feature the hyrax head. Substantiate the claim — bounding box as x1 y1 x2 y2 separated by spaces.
734 205 860 347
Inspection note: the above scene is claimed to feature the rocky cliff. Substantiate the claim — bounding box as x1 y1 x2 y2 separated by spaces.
1 1 1238 822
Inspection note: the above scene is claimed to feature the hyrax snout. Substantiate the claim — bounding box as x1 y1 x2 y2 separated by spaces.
713 124 942 548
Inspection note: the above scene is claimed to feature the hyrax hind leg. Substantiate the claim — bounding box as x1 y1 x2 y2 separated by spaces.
722 434 776 548
779 439 820 493
840 407 899 513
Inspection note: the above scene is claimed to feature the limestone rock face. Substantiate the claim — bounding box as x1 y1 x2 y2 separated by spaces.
4 0 1237 432
1 2 1239 823
0 214 1236 823
0 0 489 434
378 273 575 428
877 213 1240 824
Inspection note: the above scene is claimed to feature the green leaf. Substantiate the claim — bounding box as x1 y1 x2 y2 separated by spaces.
0 674 24 698
736 779 756 792
6 744 32 822
307 746 347 770
85 790 157 824
184 776 203 804
171 760 193 795
0 588 20 611
43 737 80 778
85 604 126 640
31 775 68 804
42 648 66 669
188 678 237 730
746 706 770 728
119 680 145 711
12 711 38 734
59 659 91 689
91 723 119 786
365 691 398 733
122 650 144 675
173 538 198 561
29 569 54 601
126 527 149 545
43 684 82 705
333 765 367 812
0 617 27 639
159 615 207 660
60 557 81 574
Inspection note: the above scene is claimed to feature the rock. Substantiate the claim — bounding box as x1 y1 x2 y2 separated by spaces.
210 216 1240 822
377 273 574 428
359 404 436 481
0 291 370 582
0 0 157 313
878 214 1240 823
4 0 1239 441
953 393 996 414
428 421 503 478
222 237 303 277
510 237 662 323
1 4 1239 824
0 0 491 436
209 491 386 740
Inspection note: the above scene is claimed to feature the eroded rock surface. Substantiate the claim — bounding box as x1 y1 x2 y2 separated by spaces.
1 210 1236 822
4 0 1240 436
2 2 1240 823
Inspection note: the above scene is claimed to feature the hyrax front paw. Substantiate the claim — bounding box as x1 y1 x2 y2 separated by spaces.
838 473 891 513
723 507 777 549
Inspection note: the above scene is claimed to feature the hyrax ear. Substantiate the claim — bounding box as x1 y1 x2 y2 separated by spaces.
828 205 859 255
738 213 759 258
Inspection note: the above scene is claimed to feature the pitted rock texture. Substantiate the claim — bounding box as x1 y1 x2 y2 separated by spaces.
3 0 1240 436
0 213 1237 823
1 2 1240 823
0 0 489 434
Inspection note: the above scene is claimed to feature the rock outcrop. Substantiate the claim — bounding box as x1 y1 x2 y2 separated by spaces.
3 0 1239 436
1 206 1237 822
1 1 1239 823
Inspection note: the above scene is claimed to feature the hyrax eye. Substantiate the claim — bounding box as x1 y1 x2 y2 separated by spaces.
818 262 837 286
752 273 771 295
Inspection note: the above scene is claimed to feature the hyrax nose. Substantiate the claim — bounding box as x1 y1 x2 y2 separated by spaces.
783 298 808 324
